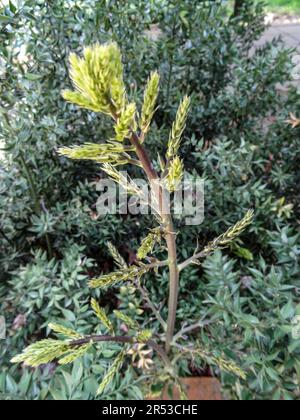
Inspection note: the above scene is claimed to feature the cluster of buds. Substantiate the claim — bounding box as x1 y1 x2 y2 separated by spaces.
62 43 126 116
137 228 162 260
140 72 160 136
203 210 254 255
89 265 149 289
58 142 135 166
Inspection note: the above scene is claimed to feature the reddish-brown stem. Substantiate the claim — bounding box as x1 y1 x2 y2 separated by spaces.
130 132 158 181
69 335 172 369
129 131 179 354
70 335 133 347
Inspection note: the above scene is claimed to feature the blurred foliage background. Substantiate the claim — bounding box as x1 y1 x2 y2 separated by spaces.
0 0 300 400
262 0 300 14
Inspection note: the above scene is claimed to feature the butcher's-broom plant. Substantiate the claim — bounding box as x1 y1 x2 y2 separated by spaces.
12 43 254 398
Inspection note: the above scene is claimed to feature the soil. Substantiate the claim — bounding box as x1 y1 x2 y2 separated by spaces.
149 377 223 401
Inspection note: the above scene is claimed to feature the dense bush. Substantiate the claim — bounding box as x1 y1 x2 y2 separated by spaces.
0 0 300 400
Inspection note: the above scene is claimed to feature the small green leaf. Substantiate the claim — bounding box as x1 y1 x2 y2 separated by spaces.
241 314 260 325
280 301 295 320
61 309 76 322
233 244 254 261
91 298 114 333
0 15 15 23
24 73 43 81
97 351 126 396
9 1 17 13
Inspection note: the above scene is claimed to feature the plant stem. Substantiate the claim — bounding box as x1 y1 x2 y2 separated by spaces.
148 339 173 371
44 230 54 260
136 282 167 331
178 248 208 272
142 260 169 270
130 132 158 181
233 0 245 17
128 131 179 355
19 153 53 259
70 334 134 346
172 319 211 343
164 215 179 353
69 334 172 369
0 228 13 246
127 158 143 168
19 153 41 215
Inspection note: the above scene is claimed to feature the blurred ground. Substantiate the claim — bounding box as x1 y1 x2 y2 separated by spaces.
257 16 300 90
259 22 300 52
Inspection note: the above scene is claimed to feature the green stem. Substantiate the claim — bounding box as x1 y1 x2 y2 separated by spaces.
19 153 53 259
44 233 53 260
19 153 41 215
0 228 13 246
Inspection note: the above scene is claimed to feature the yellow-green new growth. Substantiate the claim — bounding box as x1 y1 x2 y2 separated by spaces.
165 156 184 192
91 298 114 333
58 343 92 365
11 339 71 367
114 310 139 330
181 347 246 380
108 242 128 269
140 71 160 136
137 228 162 260
11 335 93 367
89 265 148 289
58 142 134 166
102 163 143 196
62 43 125 116
179 210 255 271
115 103 137 141
167 96 191 159
204 210 254 254
136 329 153 343
97 351 126 396
48 323 83 340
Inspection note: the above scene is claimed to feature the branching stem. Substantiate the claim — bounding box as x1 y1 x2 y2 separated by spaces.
136 282 167 331
69 334 172 370
172 320 211 343
178 249 208 272
128 131 179 355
